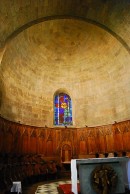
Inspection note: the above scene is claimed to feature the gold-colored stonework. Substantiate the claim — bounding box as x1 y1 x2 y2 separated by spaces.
91 164 118 194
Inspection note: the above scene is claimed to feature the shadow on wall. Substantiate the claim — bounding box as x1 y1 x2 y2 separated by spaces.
0 90 2 109
0 79 16 121
0 78 19 153
0 79 3 110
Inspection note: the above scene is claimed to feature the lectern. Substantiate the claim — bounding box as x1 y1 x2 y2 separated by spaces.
71 157 129 194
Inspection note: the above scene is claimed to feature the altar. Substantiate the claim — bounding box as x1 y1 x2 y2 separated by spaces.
71 157 129 194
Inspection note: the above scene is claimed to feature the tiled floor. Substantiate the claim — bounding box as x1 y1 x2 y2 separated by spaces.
35 180 72 194
22 179 71 194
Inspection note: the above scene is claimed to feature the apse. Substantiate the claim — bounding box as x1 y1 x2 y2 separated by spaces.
0 18 130 127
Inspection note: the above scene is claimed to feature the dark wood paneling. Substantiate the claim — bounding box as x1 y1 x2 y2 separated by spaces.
0 116 130 158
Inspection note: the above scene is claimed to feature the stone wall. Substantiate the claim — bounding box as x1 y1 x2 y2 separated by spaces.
0 1 130 128
0 19 130 127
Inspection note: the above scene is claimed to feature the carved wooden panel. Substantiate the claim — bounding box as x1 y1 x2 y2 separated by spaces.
71 129 77 157
104 125 114 152
30 128 37 154
96 127 107 153
46 141 53 156
46 129 53 156
87 128 97 154
122 121 130 151
61 129 71 142
22 127 30 154
4 126 14 153
79 141 86 154
55 129 61 155
14 127 22 154
62 144 71 162
113 124 123 151
77 129 87 155
37 128 46 154
0 116 130 157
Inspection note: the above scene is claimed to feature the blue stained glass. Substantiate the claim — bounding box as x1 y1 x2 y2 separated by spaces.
54 93 73 126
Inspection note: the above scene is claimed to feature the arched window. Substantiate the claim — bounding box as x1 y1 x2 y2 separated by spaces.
54 93 73 126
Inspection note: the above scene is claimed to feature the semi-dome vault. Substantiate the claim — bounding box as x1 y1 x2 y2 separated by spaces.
0 0 130 127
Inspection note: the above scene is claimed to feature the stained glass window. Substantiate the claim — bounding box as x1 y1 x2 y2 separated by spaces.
54 93 73 126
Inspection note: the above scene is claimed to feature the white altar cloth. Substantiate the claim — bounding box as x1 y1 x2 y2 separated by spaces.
71 160 78 194
11 181 22 193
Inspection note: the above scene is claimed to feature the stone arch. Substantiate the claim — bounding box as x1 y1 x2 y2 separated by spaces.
3 16 130 54
61 144 72 162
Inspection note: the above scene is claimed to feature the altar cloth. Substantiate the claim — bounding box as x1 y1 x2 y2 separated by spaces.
11 181 22 193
